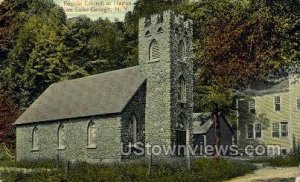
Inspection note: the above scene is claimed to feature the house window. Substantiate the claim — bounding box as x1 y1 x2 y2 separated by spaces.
249 101 255 114
272 122 288 137
149 39 160 61
296 98 300 111
247 124 254 139
280 122 288 137
58 124 65 149
178 40 185 61
255 123 262 138
272 122 280 137
247 123 261 139
32 127 38 150
87 121 96 148
129 115 137 144
178 75 186 102
274 96 281 111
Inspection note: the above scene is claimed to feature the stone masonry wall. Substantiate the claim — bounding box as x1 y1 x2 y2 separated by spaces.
121 82 146 159
16 115 122 163
138 10 194 155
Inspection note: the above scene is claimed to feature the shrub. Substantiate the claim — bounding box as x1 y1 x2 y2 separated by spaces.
0 158 256 182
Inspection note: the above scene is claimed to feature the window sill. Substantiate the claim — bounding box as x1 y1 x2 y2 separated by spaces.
31 148 39 152
178 100 187 104
87 145 97 149
177 59 187 64
57 147 66 150
148 59 160 64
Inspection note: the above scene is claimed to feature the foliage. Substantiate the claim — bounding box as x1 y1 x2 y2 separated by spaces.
0 89 20 149
0 158 256 182
252 155 300 167
178 0 300 113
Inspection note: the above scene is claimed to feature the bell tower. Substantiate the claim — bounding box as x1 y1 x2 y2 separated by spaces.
139 10 194 154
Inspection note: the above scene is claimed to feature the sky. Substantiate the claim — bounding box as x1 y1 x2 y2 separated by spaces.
53 0 137 21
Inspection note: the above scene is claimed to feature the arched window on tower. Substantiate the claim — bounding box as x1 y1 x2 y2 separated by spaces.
87 121 96 148
32 126 39 150
58 124 65 149
149 39 160 62
174 113 186 156
178 75 187 102
178 40 185 61
129 115 137 145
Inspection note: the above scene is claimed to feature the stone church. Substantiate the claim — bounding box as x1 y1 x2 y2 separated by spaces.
14 11 194 162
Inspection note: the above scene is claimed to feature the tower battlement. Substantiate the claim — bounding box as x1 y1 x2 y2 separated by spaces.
138 11 193 40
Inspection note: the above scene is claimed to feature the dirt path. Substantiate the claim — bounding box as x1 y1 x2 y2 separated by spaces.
226 166 300 182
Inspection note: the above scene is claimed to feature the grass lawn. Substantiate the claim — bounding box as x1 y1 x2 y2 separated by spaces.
0 158 256 182
252 155 300 167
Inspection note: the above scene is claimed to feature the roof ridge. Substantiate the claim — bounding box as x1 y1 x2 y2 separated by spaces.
53 66 140 86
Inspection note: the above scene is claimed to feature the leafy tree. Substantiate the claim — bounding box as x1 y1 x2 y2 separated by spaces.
0 89 20 149
0 0 17 67
179 0 300 158
2 1 86 108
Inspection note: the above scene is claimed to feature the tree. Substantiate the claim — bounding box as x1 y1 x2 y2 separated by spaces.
0 89 20 149
2 1 86 108
179 0 300 158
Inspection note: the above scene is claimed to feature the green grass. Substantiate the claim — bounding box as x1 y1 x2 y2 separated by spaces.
0 158 256 182
252 155 300 167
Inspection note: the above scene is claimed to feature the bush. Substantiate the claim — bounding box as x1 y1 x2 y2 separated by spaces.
0 158 256 182
253 155 300 167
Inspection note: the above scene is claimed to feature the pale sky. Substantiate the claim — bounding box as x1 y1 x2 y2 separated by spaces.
53 0 137 21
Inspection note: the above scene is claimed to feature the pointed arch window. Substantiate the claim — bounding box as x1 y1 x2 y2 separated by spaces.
58 124 65 150
178 40 185 61
129 115 137 144
149 39 160 62
32 126 39 150
174 113 187 156
178 75 187 102
87 121 96 148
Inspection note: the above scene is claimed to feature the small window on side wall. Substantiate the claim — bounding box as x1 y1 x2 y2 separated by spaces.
58 124 65 150
178 75 186 103
87 121 96 148
129 115 137 145
177 41 185 61
32 126 39 150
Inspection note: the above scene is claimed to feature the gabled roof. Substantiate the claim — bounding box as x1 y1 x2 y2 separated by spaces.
193 113 213 134
193 113 235 135
14 66 145 125
245 78 289 96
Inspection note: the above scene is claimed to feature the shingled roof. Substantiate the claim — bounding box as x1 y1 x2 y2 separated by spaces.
14 66 145 125
245 78 289 96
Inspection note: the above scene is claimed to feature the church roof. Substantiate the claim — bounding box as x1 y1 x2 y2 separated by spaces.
14 66 145 125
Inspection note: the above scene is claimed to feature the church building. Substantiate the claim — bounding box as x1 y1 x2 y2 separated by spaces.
14 11 194 162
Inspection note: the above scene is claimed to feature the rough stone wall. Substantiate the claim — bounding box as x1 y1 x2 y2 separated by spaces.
138 11 194 154
169 13 194 148
121 83 146 159
16 115 122 163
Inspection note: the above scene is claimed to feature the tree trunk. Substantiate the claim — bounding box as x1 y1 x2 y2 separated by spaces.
212 104 221 160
